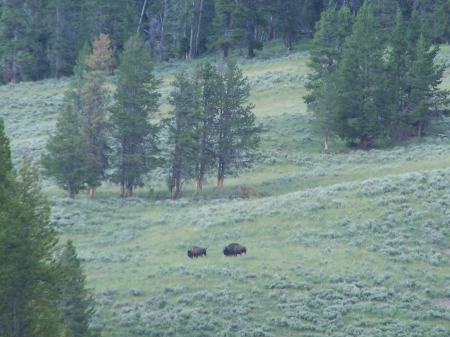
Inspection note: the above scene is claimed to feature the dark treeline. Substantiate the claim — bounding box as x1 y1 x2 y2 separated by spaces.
1 0 450 83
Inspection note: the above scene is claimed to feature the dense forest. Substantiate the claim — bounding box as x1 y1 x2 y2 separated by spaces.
1 0 450 83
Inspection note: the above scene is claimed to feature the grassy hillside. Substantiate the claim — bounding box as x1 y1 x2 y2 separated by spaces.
2 40 450 336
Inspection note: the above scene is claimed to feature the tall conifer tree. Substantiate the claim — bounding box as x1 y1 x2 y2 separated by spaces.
41 104 90 199
59 240 100 337
406 34 448 136
304 7 354 151
80 34 113 197
216 59 259 186
110 35 162 197
167 69 200 199
334 0 390 147
0 161 63 337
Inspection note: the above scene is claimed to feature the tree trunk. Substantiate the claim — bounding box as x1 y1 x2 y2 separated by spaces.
189 17 194 59
120 184 125 198
196 179 202 189
324 140 329 152
194 0 204 58
223 11 231 58
69 189 76 199
417 121 423 137
88 185 95 197
137 0 148 33
55 4 61 79
217 160 225 187
360 135 368 149
247 24 255 58
126 185 132 197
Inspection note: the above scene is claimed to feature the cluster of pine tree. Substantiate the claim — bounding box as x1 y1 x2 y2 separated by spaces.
305 2 449 149
2 0 449 83
167 60 260 199
0 120 99 337
41 34 259 199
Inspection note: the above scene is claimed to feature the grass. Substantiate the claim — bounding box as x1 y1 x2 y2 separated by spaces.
2 39 450 336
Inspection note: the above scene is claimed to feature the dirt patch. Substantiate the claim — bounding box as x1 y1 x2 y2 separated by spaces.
432 298 450 307
434 247 450 254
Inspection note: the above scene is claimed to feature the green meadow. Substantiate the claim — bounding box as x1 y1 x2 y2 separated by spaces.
3 40 450 336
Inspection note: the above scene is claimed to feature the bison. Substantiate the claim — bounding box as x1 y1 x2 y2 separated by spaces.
187 246 207 258
223 243 246 257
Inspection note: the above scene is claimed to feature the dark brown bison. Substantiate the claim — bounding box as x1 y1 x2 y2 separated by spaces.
223 243 246 256
187 246 207 258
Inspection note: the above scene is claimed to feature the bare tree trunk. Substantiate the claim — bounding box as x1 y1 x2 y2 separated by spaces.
126 184 132 197
120 184 125 198
217 160 225 187
88 185 95 197
223 11 231 58
417 121 423 137
55 4 61 79
189 16 194 59
137 0 148 33
194 0 204 58
247 24 256 58
196 179 202 189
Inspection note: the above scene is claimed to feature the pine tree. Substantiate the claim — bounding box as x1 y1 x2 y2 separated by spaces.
59 240 100 337
110 35 162 197
386 8 411 136
48 0 87 78
0 161 63 337
0 118 13 187
214 0 239 58
405 33 448 136
167 69 200 199
333 0 390 148
41 104 90 198
304 7 354 151
304 7 354 104
194 62 221 189
80 34 113 197
216 59 260 186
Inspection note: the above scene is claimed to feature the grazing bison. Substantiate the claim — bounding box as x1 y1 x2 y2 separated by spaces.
187 246 207 258
223 243 247 257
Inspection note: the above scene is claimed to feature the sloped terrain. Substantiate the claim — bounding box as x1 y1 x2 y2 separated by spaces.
2 41 450 336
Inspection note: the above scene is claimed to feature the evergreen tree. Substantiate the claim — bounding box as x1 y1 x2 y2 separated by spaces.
48 0 87 78
0 161 63 337
333 1 390 147
214 0 239 58
194 62 221 189
0 118 13 187
59 240 100 337
405 33 448 136
386 8 411 136
0 0 51 82
304 7 354 105
304 7 354 151
66 41 91 112
41 104 90 199
110 35 162 197
90 0 138 52
216 59 260 186
80 34 113 197
272 0 322 51
167 69 200 199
